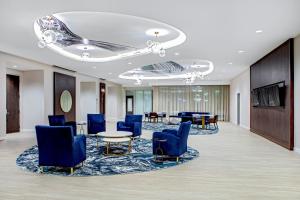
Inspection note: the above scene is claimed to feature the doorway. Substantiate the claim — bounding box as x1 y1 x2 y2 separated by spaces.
6 74 20 133
126 96 134 115
99 82 106 114
237 93 240 125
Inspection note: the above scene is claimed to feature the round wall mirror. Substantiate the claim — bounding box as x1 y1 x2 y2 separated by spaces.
60 90 72 113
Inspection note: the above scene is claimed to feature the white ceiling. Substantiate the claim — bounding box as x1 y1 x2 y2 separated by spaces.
0 0 300 86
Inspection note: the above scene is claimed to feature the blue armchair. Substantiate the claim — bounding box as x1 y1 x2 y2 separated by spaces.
87 114 106 134
48 115 77 135
152 121 192 162
35 125 86 173
117 115 143 138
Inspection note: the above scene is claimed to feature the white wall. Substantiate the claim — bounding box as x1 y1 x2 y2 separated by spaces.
22 70 44 131
230 68 250 129
0 58 6 139
106 82 124 122
294 35 300 153
80 82 97 122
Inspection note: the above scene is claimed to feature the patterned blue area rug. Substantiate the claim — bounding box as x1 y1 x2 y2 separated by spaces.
143 122 219 135
16 137 199 176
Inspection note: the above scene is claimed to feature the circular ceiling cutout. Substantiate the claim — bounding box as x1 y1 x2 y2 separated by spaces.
34 12 186 62
119 59 214 80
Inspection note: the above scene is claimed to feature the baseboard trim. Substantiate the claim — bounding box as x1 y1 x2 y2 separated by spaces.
240 124 250 130
230 121 250 130
294 147 300 154
21 129 34 132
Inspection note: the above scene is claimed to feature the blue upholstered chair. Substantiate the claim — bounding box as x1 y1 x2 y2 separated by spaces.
35 125 86 173
117 115 143 137
152 121 192 162
48 115 77 135
87 114 106 134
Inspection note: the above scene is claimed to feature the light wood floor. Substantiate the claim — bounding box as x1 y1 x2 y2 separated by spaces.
1 122 300 200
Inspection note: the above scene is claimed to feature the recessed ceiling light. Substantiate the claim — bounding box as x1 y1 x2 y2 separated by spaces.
228 62 233 65
108 72 112 75
82 38 89 44
238 50 245 54
128 62 132 65
92 66 97 69
76 45 95 50
13 65 17 68
255 30 263 33
146 28 169 37
174 52 180 56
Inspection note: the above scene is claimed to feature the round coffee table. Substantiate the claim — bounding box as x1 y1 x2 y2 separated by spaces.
96 131 133 155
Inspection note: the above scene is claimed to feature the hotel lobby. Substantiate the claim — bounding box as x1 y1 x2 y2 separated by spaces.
1 0 300 199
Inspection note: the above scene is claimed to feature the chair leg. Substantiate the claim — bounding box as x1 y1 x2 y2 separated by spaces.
70 167 73 174
176 157 179 163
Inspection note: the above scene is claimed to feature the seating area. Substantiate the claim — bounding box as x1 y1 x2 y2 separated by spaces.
25 114 198 175
1 1 300 199
145 111 218 130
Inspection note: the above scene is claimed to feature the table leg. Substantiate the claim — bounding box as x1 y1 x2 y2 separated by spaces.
128 139 132 153
202 116 205 129
80 125 84 134
106 142 110 154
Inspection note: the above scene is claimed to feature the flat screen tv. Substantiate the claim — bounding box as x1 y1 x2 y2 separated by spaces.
251 82 285 107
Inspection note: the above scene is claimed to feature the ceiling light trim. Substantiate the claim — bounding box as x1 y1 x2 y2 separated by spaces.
33 12 186 62
119 60 214 80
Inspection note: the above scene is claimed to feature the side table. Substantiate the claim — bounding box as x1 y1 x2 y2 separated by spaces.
153 138 167 162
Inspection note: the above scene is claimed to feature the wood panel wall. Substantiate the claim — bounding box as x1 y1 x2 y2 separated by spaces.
53 72 76 121
250 39 294 150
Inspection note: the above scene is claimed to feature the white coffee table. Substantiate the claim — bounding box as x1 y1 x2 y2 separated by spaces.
96 131 133 155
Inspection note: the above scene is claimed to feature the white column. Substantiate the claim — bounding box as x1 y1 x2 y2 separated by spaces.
294 35 300 153
43 68 54 123
0 57 6 139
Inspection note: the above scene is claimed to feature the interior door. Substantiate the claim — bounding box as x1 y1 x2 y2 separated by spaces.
6 74 20 133
126 96 134 115
100 82 106 114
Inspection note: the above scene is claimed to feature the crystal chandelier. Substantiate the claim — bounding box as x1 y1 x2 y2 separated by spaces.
185 75 196 85
134 79 142 85
146 31 166 57
185 71 207 85
37 16 63 48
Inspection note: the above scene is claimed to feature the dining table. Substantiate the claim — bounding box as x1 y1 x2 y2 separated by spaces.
192 114 214 129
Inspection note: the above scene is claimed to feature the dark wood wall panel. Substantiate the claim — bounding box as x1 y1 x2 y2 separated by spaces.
250 39 294 150
53 72 76 121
